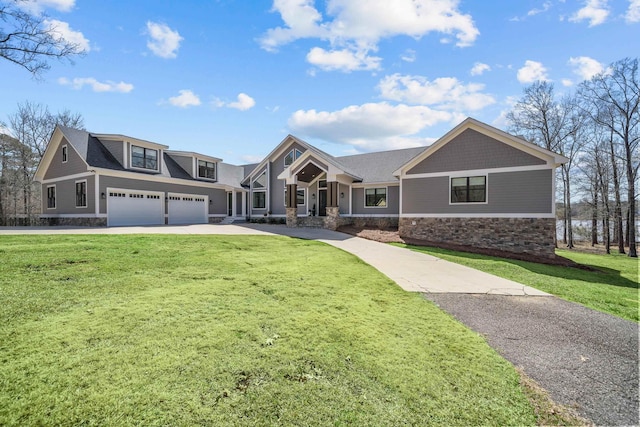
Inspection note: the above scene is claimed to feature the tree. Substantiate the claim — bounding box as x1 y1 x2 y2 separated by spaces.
5 101 84 223
0 0 85 77
579 58 639 257
507 81 583 248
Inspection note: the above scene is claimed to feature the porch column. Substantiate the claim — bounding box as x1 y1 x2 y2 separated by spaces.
326 181 339 207
241 192 246 217
286 183 298 227
325 181 340 230
231 191 237 217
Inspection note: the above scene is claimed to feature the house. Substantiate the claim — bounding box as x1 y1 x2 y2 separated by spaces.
35 118 567 257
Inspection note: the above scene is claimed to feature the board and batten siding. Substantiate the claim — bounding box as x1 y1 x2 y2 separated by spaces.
41 175 95 214
351 185 400 215
268 141 307 216
44 138 88 179
98 176 227 215
402 169 553 215
407 129 545 175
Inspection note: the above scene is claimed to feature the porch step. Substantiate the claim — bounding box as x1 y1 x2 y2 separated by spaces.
218 217 246 225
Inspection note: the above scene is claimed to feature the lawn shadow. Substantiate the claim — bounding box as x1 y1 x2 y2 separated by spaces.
402 244 639 291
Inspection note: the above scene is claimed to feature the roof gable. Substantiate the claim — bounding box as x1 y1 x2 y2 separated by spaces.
395 117 568 176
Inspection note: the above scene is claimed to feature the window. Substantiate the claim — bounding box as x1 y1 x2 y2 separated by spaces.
47 185 56 209
62 145 68 163
318 179 327 188
198 159 216 180
365 188 387 208
284 188 306 206
131 145 158 170
252 171 267 209
451 176 486 203
75 181 87 208
253 171 266 188
253 191 266 209
284 148 303 167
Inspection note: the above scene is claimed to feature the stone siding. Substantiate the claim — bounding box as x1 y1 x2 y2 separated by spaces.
39 217 107 227
399 217 556 258
208 217 224 224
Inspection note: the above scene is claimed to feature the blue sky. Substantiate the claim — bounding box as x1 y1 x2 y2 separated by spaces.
1 0 638 164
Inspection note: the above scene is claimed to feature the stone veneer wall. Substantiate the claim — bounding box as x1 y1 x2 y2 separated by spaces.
399 217 556 258
39 217 107 227
208 217 224 224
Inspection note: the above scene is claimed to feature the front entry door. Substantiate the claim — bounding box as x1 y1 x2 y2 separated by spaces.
318 189 327 216
227 192 233 216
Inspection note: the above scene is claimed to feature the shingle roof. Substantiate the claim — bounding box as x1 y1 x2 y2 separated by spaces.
335 146 426 183
58 125 125 171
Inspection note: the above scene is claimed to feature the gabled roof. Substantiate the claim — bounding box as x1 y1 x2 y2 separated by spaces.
241 134 353 185
394 117 569 176
165 150 222 163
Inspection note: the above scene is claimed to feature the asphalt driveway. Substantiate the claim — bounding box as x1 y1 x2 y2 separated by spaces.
426 294 639 426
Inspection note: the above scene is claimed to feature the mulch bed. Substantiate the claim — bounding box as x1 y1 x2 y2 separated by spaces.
337 225 593 269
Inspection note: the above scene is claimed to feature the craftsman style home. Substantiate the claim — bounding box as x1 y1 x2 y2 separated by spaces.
35 118 567 257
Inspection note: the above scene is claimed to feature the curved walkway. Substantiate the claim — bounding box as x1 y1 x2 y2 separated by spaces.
2 224 638 425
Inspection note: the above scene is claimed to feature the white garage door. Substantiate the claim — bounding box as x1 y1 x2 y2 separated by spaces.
167 192 208 225
107 188 164 227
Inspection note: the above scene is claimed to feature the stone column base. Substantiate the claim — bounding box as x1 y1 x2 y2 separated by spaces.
324 206 340 230
286 207 298 228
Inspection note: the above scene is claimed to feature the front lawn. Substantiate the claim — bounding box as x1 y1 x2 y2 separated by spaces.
396 244 638 322
0 235 546 425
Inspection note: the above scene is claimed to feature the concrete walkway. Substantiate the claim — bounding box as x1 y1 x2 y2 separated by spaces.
0 223 548 295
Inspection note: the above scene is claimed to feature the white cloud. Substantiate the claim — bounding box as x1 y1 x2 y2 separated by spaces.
528 1 552 16
260 0 479 71
401 49 416 63
306 47 381 72
517 60 549 83
569 0 610 26
626 0 640 22
378 74 495 111
562 78 574 86
288 102 457 151
568 56 604 81
58 77 133 93
146 21 183 59
168 90 201 108
227 93 256 111
18 0 75 13
44 19 90 52
470 62 490 76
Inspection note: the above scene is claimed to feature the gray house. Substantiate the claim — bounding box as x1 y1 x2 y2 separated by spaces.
35 118 567 257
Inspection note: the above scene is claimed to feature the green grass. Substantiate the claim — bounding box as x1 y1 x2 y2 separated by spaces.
395 244 639 322
0 235 544 426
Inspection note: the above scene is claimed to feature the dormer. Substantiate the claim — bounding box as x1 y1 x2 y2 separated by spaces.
94 133 169 174
165 151 222 182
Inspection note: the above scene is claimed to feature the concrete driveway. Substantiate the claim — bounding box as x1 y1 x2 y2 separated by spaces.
0 223 547 295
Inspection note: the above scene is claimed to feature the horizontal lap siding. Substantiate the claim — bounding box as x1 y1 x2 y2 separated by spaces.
42 176 95 214
352 185 399 215
402 169 553 214
44 138 87 179
407 129 545 175
98 176 226 215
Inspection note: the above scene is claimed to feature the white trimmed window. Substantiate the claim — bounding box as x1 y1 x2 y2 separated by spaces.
283 187 306 206
131 145 158 170
198 159 216 180
451 176 486 203
47 185 56 209
75 180 87 208
252 171 267 209
62 145 68 163
365 188 387 208
284 148 303 167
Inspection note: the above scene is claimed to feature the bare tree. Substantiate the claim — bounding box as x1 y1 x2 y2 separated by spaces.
507 81 583 248
0 0 85 77
579 58 639 257
5 101 84 223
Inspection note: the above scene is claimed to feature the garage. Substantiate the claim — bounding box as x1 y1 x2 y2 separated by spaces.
107 188 164 227
167 192 208 225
